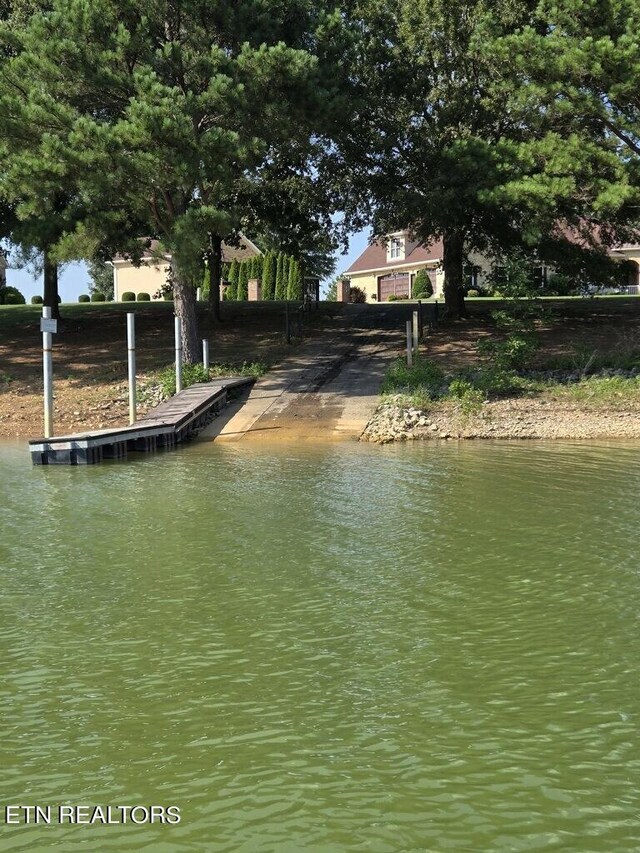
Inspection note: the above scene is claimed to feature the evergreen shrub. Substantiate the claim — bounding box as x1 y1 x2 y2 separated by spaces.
412 269 433 298
3 287 26 304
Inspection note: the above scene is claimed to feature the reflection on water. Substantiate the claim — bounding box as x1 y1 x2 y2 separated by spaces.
1 440 639 851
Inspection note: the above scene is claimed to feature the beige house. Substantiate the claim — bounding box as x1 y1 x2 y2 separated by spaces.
111 235 262 301
346 230 640 301
345 232 492 301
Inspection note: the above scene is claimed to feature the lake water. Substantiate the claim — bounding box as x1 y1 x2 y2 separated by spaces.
1 439 639 852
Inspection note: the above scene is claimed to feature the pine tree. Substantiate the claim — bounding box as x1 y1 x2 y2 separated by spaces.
262 251 276 299
0 0 344 358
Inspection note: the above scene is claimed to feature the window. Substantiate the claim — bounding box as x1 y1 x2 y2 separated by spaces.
389 237 402 260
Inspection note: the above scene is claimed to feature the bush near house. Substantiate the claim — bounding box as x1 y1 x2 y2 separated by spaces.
91 292 106 302
31 295 44 304
122 291 136 302
137 292 151 301
349 286 366 303
1 286 26 305
78 294 90 302
412 269 433 298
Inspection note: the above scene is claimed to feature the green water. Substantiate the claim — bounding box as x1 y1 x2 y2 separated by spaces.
1 439 639 852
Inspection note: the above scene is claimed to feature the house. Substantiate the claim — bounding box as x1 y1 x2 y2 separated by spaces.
111 235 262 301
346 230 640 301
345 232 491 301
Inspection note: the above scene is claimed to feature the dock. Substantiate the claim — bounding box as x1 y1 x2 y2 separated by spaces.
28 377 253 465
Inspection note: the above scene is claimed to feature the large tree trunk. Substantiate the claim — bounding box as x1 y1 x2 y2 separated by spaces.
207 233 222 322
43 247 61 320
442 229 467 320
172 262 200 364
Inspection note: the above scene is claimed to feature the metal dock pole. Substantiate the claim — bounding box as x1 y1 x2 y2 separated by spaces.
127 312 136 424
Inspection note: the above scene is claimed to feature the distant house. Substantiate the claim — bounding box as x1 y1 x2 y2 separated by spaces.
346 231 490 301
346 230 640 301
111 235 262 301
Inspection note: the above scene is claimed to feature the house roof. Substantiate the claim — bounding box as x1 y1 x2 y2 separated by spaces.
113 234 261 265
346 237 444 274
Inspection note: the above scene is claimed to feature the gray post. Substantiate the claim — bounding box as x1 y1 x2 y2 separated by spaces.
406 320 413 367
196 287 202 301
42 306 53 437
412 310 419 355
174 315 183 393
202 339 210 371
127 312 136 425
285 301 291 344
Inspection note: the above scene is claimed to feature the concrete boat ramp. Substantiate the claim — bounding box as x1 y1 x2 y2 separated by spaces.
29 377 253 465
199 309 403 444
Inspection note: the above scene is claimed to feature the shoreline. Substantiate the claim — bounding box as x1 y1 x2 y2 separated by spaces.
361 395 640 443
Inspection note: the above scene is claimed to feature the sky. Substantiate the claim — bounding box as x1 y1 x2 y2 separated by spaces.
4 229 372 302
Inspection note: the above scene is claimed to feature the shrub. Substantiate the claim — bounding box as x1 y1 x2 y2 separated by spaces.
381 356 445 397
349 286 367 303
78 294 90 303
137 292 151 301
387 293 409 301
413 269 434 298
467 289 480 298
122 291 136 302
91 292 106 302
2 286 26 305
448 378 485 415
477 331 538 370
31 295 44 304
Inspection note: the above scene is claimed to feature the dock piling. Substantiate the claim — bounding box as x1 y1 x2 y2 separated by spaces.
42 306 54 438
127 312 136 425
175 316 183 393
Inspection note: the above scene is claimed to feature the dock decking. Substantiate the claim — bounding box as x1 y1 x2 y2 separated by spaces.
28 377 253 465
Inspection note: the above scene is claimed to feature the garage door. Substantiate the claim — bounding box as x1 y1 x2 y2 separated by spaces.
378 273 410 301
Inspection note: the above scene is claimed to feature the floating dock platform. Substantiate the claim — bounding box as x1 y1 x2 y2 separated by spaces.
29 377 253 465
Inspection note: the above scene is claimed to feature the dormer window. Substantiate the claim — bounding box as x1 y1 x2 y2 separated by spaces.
388 236 404 261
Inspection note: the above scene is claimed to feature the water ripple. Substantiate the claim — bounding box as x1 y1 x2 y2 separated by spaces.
1 440 639 851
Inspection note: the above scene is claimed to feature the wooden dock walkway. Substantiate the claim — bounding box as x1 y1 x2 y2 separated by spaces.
29 377 253 465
